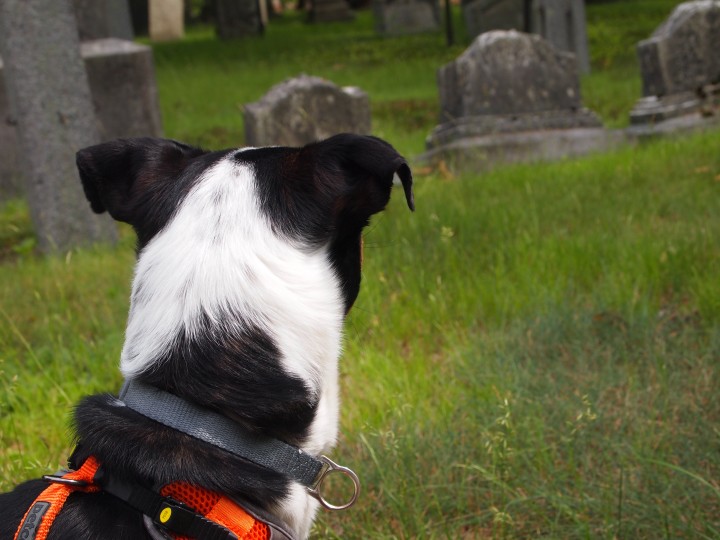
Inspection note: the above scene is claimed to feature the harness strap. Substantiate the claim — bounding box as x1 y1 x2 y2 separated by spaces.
14 457 270 540
13 456 101 540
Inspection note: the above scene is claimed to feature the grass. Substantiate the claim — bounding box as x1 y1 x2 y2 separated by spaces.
3 0 720 538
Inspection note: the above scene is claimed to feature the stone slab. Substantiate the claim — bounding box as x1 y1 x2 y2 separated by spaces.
73 0 134 41
427 108 601 148
310 0 355 22
418 127 624 173
462 0 527 40
149 0 183 41
529 0 590 73
436 30 583 123
0 38 163 198
373 0 440 35
637 0 720 97
244 74 370 147
215 0 263 39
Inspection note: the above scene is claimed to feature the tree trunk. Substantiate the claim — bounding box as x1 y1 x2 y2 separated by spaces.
0 0 117 253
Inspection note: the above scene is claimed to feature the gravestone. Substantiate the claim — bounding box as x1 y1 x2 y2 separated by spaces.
215 0 263 39
529 0 590 73
462 0 527 40
421 30 612 172
310 0 354 22
373 0 440 35
244 75 370 147
0 39 163 198
630 0 720 132
463 0 590 73
149 0 184 41
73 0 134 41
0 0 117 251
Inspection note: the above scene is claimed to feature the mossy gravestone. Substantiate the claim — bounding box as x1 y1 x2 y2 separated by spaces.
630 0 720 131
0 0 117 252
373 0 440 36
422 30 611 172
244 75 370 147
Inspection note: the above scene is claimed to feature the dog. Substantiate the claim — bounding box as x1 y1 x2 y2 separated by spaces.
0 134 413 540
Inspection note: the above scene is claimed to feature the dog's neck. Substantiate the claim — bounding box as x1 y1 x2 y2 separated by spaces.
116 160 346 536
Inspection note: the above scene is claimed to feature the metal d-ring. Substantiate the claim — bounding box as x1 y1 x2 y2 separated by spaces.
307 455 360 511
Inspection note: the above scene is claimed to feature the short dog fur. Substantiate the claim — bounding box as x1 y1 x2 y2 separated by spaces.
0 134 413 540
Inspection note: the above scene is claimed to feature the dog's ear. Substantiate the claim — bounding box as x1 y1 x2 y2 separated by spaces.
76 137 206 226
308 134 414 229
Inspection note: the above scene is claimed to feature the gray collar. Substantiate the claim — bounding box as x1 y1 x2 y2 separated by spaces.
119 380 359 511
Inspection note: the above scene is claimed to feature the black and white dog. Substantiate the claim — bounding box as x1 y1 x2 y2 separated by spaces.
0 134 413 540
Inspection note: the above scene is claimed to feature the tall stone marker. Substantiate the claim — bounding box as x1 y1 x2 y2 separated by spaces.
463 0 590 73
0 40 164 198
310 0 355 22
149 0 183 41
73 0 134 41
630 0 720 134
421 31 612 172
215 0 263 39
373 0 441 35
244 75 370 147
0 0 117 252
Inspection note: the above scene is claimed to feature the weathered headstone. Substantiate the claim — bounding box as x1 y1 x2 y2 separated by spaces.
0 0 117 251
421 30 612 172
462 0 528 40
529 0 590 73
310 0 355 22
463 0 590 73
373 0 440 35
73 0 134 41
215 0 263 39
0 39 163 198
630 0 720 133
149 0 184 41
244 75 370 147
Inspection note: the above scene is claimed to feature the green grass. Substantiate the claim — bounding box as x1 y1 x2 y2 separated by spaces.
3 1 720 538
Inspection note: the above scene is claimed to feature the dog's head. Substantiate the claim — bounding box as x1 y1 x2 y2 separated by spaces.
77 134 413 314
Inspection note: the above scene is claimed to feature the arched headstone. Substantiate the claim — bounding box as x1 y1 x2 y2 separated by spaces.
244 75 370 147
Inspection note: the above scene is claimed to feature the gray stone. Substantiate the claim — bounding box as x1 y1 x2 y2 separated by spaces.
462 0 527 40
215 0 263 39
462 0 590 73
373 0 440 35
149 0 183 41
0 38 163 198
420 128 624 173
637 0 720 98
529 0 590 73
244 75 370 147
423 30 604 172
435 30 589 122
73 0 134 41
0 0 117 251
630 1 720 129
310 0 355 22
82 39 164 141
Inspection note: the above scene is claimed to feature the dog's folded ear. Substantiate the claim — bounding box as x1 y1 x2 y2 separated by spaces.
76 137 206 226
307 133 414 227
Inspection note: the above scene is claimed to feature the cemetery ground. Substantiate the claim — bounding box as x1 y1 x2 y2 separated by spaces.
1 1 719 537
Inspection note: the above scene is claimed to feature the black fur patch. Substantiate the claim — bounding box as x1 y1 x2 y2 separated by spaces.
76 138 229 248
138 311 317 444
238 133 414 312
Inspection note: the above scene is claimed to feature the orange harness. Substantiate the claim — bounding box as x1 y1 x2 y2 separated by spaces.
14 457 269 540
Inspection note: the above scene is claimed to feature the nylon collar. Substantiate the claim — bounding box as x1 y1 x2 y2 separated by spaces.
118 381 360 510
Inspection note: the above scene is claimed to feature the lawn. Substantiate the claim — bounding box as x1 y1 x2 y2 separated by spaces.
2 1 719 538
